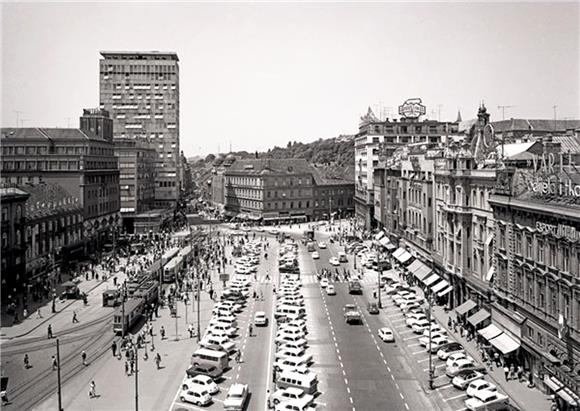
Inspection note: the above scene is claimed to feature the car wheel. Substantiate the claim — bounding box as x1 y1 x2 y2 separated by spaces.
196 401 201 406
182 384 188 390
180 396 186 403
274 399 280 405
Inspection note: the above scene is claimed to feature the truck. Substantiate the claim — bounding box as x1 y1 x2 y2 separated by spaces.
343 304 362 324
348 280 363 295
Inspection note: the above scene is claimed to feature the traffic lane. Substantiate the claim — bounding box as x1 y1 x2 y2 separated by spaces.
351 295 440 411
325 282 410 411
303 283 352 411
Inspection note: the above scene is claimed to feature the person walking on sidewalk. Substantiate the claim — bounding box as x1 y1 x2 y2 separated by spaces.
72 311 79 323
248 324 253 337
88 380 96 398
23 353 30 369
503 365 510 381
47 324 53 339
81 350 87 366
160 326 165 340
155 353 161 369
52 355 58 371
124 360 129 376
111 341 117 357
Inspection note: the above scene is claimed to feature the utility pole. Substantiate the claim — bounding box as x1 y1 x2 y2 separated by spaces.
56 339 63 411
497 105 515 121
134 347 139 411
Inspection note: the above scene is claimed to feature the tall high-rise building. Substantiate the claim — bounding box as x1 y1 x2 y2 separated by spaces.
99 51 180 209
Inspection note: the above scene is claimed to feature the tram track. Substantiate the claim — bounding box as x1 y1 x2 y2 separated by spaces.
8 317 116 410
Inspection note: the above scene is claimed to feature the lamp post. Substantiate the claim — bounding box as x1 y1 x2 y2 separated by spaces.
134 346 139 411
56 338 63 411
427 292 434 389
377 252 383 309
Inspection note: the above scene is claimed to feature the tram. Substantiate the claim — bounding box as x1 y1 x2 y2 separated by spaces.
113 298 145 335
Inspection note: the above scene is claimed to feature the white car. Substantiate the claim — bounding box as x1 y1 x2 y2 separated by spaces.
464 391 509 411
312 251 320 259
412 319 431 334
274 355 311 372
422 325 446 338
326 284 336 295
254 311 268 326
466 379 497 397
329 257 340 266
447 353 473 368
275 347 313 364
320 278 329 288
199 335 236 354
378 327 395 342
405 313 427 327
182 374 219 395
419 334 449 352
180 386 212 406
452 370 485 390
280 319 307 334
276 327 306 342
318 242 327 249
270 387 314 408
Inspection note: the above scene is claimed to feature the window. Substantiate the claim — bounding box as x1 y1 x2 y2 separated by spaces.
515 232 522 254
548 243 556 267
1 207 7 222
563 247 570 272
526 235 532 258
499 227 506 249
538 240 544 263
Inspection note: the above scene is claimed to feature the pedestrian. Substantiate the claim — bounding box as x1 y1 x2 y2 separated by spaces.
504 365 509 381
509 363 515 380
88 380 96 398
125 360 129 375
72 311 79 323
249 324 253 337
111 341 117 357
155 353 161 369
47 324 53 339
23 308 28 319
81 350 87 366
24 353 30 369
266 389 271 409
52 355 58 371
188 324 193 338
37 308 42 319
517 365 523 381
494 352 500 367
130 359 134 375
160 326 165 340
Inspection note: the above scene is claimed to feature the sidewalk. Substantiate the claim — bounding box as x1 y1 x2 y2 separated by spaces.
399 272 550 411
0 263 127 341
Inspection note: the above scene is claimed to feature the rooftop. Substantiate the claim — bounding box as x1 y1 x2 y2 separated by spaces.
1 127 111 143
100 50 179 61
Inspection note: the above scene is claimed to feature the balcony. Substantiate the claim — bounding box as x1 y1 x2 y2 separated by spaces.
441 203 473 215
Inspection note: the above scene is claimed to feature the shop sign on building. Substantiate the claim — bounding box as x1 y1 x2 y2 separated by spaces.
535 222 580 242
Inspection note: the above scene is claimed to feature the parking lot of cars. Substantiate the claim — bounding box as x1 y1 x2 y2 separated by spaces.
380 274 510 411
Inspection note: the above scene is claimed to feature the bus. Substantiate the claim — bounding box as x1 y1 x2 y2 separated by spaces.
163 255 183 283
191 348 229 372
113 298 144 334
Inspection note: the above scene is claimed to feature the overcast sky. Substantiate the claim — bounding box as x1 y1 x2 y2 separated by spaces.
2 1 578 157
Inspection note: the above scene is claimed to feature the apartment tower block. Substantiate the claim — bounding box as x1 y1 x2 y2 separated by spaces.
99 51 180 209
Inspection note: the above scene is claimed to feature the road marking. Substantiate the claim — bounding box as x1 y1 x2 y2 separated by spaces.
344 377 349 385
399 392 404 400
444 393 468 402
436 383 454 390
349 397 353 404
391 374 395 381
404 403 409 410
398 329 415 335
346 386 351 394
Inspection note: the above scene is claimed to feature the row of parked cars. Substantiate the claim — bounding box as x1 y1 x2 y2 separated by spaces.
178 243 264 409
270 277 318 411
386 277 510 411
279 241 300 274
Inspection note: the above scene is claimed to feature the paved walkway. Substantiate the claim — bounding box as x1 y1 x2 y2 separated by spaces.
0 263 127 341
385 269 550 411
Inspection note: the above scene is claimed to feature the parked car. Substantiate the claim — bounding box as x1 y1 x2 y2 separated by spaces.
186 364 222 379
320 278 329 288
446 359 484 378
179 387 212 407
270 387 314 407
367 302 380 314
451 370 485 390
182 374 219 395
326 284 336 295
466 379 497 397
312 251 320 259
464 391 509 411
437 342 464 360
446 353 473 368
378 327 395 342
318 242 327 249
224 383 249 411
329 257 340 266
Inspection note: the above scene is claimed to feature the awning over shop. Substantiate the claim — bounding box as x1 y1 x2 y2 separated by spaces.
379 237 391 247
263 216 280 221
468 309 491 327
544 376 580 407
432 280 450 293
489 332 520 354
486 267 495 282
393 248 405 259
437 286 453 297
455 299 477 316
394 249 412 263
423 274 440 286
478 324 503 340
415 264 432 281
385 243 396 251
375 231 385 241
406 260 422 274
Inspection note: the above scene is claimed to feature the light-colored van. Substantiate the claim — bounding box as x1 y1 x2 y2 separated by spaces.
276 369 318 395
191 348 229 372
274 304 306 320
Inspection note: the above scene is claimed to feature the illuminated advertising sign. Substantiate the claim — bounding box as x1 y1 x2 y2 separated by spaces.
398 98 426 119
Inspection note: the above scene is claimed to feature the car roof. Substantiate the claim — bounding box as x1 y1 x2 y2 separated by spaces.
255 311 266 316
284 387 304 395
229 383 247 394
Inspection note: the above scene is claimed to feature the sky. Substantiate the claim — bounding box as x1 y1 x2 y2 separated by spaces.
2 1 579 158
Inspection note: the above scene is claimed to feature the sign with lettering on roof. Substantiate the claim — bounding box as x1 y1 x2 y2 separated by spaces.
398 98 426 119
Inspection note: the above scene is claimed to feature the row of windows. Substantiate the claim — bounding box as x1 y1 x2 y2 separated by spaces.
102 63 177 75
86 201 118 216
2 145 114 157
265 201 309 210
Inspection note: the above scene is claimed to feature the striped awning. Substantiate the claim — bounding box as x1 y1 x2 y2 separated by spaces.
431 280 449 293
423 274 440 286
467 309 491 327
455 299 477 316
437 286 453 297
478 324 503 340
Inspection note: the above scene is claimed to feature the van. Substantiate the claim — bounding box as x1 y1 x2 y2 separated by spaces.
276 369 318 395
191 348 229 373
338 252 348 263
274 304 306 320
